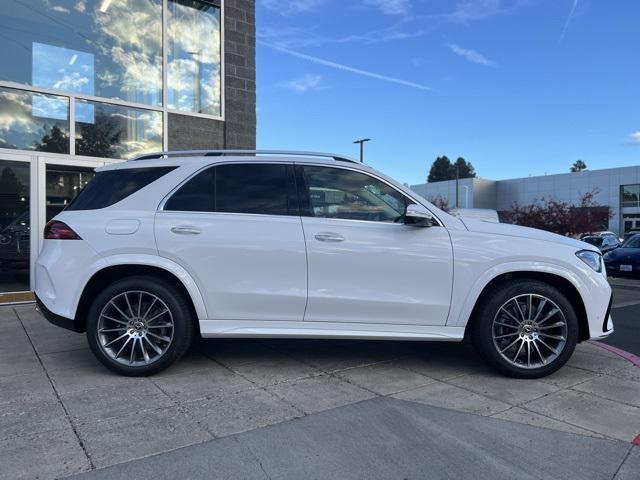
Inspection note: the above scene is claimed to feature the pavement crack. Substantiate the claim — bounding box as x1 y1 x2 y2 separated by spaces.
13 307 96 471
235 436 272 480
611 444 635 479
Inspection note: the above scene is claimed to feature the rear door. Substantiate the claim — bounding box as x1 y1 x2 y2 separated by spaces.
155 162 308 321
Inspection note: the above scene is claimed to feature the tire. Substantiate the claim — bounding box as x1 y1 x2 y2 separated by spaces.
471 279 578 379
86 275 195 376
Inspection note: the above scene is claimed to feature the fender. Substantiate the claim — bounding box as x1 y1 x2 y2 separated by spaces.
447 260 588 328
72 254 208 320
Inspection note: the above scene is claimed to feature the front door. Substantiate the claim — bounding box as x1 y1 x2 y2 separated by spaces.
297 164 454 326
155 162 307 322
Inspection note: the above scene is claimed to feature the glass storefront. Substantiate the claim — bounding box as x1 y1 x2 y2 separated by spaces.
0 0 224 298
0 160 30 293
0 0 223 160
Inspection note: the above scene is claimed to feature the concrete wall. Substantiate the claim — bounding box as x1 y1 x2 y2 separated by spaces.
166 0 256 151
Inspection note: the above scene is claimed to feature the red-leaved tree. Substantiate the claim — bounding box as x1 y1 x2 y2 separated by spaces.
501 189 611 236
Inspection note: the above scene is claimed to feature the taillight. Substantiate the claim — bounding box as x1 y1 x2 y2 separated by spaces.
44 220 82 240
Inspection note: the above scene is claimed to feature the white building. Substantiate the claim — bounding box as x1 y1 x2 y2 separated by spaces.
411 165 640 236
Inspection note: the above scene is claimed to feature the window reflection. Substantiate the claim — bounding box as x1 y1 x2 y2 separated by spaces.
622 185 640 207
75 100 162 159
46 166 95 220
0 0 162 106
168 0 222 116
0 161 30 293
0 87 69 153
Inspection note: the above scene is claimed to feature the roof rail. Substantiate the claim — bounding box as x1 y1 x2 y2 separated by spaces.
131 149 360 164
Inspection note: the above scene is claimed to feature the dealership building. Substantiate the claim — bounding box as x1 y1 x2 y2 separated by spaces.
411 165 640 237
0 0 256 302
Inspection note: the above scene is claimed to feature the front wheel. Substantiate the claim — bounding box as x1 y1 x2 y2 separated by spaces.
86 276 194 376
471 280 578 378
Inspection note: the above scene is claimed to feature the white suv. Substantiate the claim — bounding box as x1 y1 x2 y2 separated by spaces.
35 150 613 378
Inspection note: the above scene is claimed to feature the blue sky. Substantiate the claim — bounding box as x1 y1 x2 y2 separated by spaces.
256 0 639 185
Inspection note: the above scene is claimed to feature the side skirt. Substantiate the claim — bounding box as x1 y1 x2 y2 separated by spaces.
199 320 465 341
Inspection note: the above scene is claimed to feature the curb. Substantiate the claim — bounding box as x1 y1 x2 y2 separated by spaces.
591 341 640 368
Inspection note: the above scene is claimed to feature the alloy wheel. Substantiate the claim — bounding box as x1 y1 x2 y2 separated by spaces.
96 291 174 366
492 294 568 369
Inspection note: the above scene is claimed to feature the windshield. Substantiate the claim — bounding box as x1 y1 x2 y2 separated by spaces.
583 237 603 247
622 235 640 248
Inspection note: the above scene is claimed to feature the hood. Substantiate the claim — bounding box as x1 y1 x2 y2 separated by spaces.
460 218 597 251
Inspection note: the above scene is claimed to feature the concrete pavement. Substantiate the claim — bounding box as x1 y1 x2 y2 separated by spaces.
1 297 639 479
70 397 638 480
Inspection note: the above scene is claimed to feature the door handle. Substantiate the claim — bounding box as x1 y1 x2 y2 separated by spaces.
314 232 345 242
171 226 201 235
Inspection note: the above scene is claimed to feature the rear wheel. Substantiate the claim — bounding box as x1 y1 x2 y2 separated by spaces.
86 276 194 376
471 280 578 378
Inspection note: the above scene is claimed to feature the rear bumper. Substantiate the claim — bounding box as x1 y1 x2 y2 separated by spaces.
35 294 82 333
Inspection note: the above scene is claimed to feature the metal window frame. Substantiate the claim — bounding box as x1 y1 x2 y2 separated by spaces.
0 0 225 156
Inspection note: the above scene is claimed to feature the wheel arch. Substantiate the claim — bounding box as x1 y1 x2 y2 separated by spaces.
463 271 590 343
74 263 205 334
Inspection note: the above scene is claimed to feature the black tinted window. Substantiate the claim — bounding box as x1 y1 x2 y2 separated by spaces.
215 164 291 216
165 168 214 212
66 167 176 211
299 166 407 223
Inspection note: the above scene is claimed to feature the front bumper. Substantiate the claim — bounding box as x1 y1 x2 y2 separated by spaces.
35 294 82 333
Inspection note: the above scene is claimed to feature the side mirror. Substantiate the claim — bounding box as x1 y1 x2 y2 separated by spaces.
404 204 435 227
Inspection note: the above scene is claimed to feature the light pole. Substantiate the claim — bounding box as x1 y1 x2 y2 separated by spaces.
455 163 459 209
353 138 370 163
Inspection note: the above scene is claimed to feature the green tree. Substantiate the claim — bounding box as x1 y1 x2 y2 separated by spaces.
453 157 476 179
427 156 452 182
570 159 587 172
428 156 476 182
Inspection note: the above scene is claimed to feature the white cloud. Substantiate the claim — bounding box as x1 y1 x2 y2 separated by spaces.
260 0 327 16
448 43 495 66
364 0 411 16
260 41 432 91
559 0 578 42
629 132 640 144
282 74 325 93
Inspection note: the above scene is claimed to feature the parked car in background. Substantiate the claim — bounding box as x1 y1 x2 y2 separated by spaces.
582 235 620 254
580 231 620 241
603 234 640 276
623 230 640 243
450 208 500 223
35 150 613 379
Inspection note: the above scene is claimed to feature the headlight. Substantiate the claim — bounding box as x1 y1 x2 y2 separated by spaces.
576 250 602 272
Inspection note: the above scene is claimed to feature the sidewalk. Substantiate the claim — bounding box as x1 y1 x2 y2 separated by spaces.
1 303 639 479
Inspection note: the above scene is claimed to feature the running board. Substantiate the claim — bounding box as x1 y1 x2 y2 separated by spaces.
199 320 465 341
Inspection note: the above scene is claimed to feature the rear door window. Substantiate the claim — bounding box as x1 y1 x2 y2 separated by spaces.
67 167 176 211
164 163 297 216
215 163 294 216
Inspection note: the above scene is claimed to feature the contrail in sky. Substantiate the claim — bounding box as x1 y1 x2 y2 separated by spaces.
260 41 432 91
